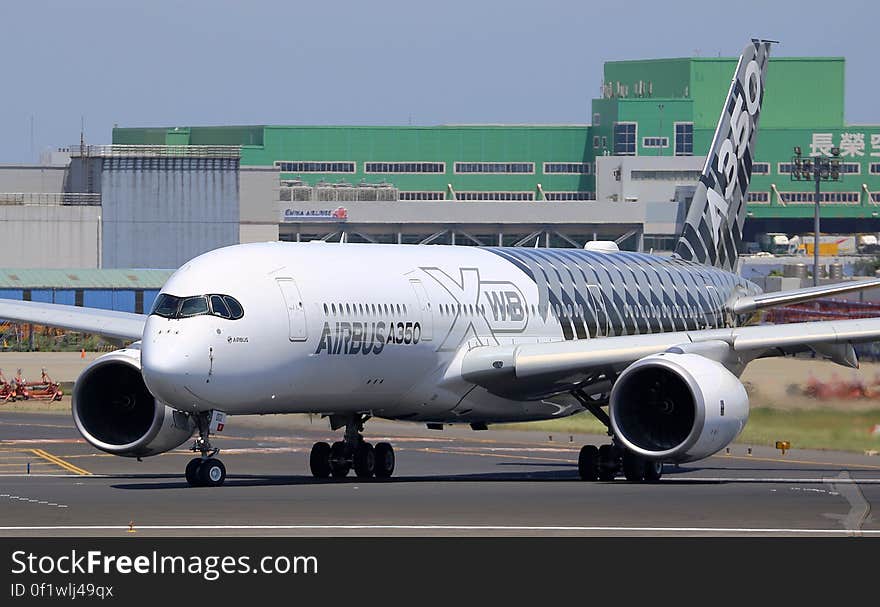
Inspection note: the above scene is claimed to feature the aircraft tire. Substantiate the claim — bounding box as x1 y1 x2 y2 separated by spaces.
185 457 203 486
622 451 645 482
199 458 226 487
374 442 395 479
353 442 376 478
330 441 350 478
578 445 599 481
310 442 332 478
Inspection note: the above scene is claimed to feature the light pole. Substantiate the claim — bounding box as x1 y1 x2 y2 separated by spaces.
791 146 841 286
657 103 664 157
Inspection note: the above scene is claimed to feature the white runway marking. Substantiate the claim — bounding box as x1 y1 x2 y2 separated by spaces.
0 524 876 535
0 474 878 483
0 493 68 508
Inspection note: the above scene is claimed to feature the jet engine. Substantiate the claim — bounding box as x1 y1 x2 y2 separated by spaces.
72 345 195 458
609 352 748 463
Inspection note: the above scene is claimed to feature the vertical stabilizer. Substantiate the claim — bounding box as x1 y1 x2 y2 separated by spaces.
673 39 772 271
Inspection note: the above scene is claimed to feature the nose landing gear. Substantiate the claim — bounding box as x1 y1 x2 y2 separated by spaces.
185 411 226 487
309 414 395 480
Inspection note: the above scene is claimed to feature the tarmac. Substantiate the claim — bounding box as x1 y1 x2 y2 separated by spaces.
1 411 879 536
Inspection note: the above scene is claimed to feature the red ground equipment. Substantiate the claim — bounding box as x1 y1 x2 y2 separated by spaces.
0 369 14 403
3 368 63 402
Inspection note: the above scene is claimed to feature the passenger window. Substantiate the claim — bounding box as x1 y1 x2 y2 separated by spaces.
210 295 231 319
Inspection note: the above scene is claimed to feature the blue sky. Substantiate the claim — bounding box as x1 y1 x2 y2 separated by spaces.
1 0 877 162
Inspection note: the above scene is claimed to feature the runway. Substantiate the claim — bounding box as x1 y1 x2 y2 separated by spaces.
1 411 879 536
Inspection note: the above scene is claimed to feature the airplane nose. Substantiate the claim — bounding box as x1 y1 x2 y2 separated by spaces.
141 324 207 410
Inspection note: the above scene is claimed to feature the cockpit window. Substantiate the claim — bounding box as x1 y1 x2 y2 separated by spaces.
209 295 231 319
151 294 181 318
151 293 244 320
223 296 244 320
179 296 209 318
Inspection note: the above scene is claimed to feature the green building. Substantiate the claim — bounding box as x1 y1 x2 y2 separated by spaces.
113 53 880 245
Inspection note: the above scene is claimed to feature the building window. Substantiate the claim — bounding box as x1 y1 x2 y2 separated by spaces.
454 162 534 174
674 123 693 156
840 162 861 174
778 191 860 204
871 163 880 175
455 191 535 201
613 122 637 155
642 137 669 149
544 191 596 201
777 162 793 174
399 191 445 201
631 170 702 181
601 136 607 148
747 191 770 203
364 162 445 174
543 162 592 175
593 135 600 149
872 193 880 204
593 113 601 127
752 162 770 175
275 161 356 173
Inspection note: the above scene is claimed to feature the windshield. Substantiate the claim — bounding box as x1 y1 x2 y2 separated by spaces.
151 293 244 320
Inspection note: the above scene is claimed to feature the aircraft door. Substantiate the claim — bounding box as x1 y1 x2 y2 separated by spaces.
409 279 433 341
276 278 308 341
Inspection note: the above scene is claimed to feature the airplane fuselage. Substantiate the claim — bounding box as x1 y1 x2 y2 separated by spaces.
140 241 760 424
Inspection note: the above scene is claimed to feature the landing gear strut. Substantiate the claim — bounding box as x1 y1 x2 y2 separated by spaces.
309 414 395 480
571 389 663 483
185 411 226 487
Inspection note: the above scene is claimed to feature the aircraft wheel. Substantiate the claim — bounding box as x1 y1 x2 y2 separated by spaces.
643 460 663 482
353 442 375 478
185 457 203 486
578 445 599 481
329 441 350 478
622 451 645 482
309 442 331 478
199 458 226 487
598 444 617 481
374 442 395 479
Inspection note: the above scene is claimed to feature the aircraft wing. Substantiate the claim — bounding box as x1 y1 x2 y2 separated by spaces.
458 317 880 397
0 298 145 341
731 278 880 314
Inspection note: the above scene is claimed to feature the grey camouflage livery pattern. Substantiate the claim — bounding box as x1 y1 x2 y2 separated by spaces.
488 248 758 340
674 40 772 271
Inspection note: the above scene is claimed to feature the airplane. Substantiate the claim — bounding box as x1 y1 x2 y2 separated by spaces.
3 39 880 487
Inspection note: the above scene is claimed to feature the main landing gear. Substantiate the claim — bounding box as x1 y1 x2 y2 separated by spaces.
576 443 663 483
309 414 395 480
185 411 227 487
571 389 663 483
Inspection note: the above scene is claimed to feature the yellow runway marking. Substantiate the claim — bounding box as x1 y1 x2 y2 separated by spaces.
30 449 91 476
716 454 880 471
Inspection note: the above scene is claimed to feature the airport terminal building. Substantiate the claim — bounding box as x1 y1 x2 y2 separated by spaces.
1 53 878 271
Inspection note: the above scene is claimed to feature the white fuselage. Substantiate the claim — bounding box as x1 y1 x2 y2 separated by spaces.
140 241 755 424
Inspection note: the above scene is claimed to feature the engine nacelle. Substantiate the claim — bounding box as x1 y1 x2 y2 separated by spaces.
72 345 195 458
609 352 749 463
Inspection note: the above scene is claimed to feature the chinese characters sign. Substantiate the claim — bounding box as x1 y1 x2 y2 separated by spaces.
809 132 880 157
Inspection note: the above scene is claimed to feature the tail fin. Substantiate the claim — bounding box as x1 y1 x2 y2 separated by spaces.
673 39 772 271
